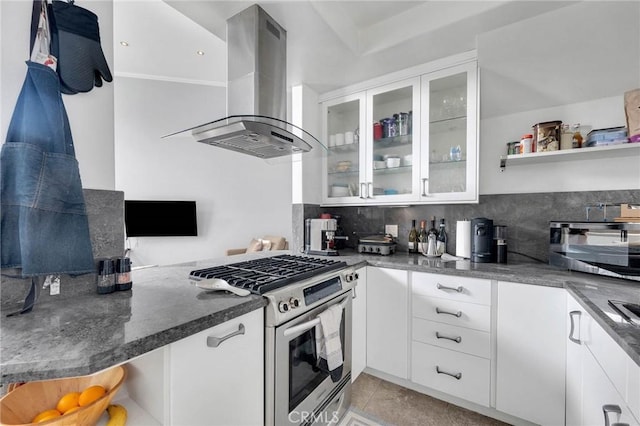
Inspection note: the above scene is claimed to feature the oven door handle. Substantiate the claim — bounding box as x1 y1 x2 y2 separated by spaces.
283 294 350 337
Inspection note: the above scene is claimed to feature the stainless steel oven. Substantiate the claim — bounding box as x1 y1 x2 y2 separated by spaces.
189 254 357 426
267 289 352 426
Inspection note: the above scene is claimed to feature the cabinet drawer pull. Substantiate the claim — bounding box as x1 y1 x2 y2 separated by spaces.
207 323 245 348
436 366 462 380
436 307 462 318
603 404 622 426
569 310 581 344
435 332 462 343
436 283 464 293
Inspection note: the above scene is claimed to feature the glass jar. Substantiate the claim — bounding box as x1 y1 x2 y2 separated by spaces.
572 124 583 149
560 124 573 150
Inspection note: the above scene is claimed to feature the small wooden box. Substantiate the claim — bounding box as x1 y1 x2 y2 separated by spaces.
621 204 640 218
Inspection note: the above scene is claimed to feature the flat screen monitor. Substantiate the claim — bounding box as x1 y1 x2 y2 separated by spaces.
124 200 197 237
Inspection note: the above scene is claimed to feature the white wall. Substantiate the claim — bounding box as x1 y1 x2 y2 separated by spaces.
292 84 323 205
114 77 293 266
0 1 115 190
477 1 640 195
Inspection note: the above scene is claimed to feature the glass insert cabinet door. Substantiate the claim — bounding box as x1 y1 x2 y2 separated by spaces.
366 77 420 201
421 62 478 202
323 93 365 201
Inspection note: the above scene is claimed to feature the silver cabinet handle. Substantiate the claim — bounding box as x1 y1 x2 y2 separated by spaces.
359 182 367 199
603 404 622 426
367 182 374 199
207 323 245 348
569 310 582 344
437 283 464 293
436 307 462 317
436 366 462 380
421 178 429 197
436 332 462 343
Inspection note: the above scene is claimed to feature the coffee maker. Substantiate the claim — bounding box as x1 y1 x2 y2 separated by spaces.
304 218 339 256
471 217 493 263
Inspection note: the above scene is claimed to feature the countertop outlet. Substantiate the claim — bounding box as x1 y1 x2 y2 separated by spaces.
385 224 398 238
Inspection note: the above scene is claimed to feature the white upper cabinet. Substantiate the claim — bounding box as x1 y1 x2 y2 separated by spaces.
420 62 478 203
321 54 478 206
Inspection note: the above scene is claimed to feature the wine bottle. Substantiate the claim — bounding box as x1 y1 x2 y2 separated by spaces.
418 220 427 254
437 218 448 256
426 217 438 256
408 220 418 253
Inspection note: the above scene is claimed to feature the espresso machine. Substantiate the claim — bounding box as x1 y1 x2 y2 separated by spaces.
304 218 342 256
471 217 494 263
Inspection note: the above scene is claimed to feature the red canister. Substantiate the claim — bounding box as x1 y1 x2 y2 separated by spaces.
373 122 383 140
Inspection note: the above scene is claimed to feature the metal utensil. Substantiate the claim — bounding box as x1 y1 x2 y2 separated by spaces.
192 278 250 297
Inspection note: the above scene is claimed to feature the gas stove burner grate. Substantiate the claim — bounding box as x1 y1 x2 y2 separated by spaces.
189 254 347 294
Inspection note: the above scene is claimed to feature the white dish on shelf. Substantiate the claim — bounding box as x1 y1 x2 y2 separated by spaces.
373 160 386 170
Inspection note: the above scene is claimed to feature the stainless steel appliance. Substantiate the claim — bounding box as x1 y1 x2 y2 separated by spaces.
189 255 358 426
305 218 342 256
549 221 640 282
471 217 493 263
357 235 397 255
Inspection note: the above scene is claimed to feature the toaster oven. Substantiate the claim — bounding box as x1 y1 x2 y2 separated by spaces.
549 221 640 282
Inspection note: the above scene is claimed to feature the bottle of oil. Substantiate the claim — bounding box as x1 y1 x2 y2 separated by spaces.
437 219 448 256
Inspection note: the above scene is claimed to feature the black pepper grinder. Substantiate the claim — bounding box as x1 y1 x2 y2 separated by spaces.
114 257 132 291
494 225 508 264
97 258 116 294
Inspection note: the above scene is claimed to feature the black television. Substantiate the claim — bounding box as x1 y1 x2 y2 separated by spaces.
124 200 198 237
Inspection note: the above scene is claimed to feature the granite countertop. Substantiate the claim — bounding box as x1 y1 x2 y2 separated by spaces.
2 250 638 386
0 255 268 385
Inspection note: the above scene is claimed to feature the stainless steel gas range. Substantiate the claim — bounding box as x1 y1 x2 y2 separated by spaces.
189 254 358 426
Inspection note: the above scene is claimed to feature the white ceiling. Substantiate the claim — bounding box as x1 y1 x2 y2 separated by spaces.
113 1 575 95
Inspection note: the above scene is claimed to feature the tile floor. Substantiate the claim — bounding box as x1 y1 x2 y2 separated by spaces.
349 373 510 426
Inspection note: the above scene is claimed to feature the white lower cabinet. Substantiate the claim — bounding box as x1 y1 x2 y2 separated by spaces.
412 342 490 407
496 281 566 426
168 309 264 426
411 272 492 407
582 346 638 426
352 266 367 382
566 293 639 426
366 267 408 379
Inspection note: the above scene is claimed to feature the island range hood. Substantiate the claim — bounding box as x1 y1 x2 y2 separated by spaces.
166 5 325 160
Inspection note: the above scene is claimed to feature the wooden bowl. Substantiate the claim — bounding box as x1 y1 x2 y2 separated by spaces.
0 366 126 426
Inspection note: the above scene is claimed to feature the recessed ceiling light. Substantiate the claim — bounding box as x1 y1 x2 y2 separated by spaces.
120 41 129 47
196 50 205 56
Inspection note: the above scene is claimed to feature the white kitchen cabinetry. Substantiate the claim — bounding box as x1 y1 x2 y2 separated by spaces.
566 293 640 426
419 61 478 203
495 281 566 426
352 266 367 382
366 267 408 379
322 78 420 205
321 52 478 206
411 273 492 407
168 309 264 426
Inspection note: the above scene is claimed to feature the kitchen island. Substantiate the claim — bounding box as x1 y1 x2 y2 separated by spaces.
2 251 638 385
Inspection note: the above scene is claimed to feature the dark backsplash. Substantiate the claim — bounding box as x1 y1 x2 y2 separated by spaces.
293 189 640 263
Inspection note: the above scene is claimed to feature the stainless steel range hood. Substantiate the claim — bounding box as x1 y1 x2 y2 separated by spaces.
166 5 325 160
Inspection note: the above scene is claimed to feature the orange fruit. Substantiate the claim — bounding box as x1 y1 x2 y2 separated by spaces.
78 385 106 406
32 409 61 423
63 406 81 415
56 391 81 413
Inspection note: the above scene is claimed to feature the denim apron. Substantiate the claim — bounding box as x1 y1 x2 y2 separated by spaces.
1 61 95 279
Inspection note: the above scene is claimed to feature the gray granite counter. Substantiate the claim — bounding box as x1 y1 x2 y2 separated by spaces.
1 256 268 385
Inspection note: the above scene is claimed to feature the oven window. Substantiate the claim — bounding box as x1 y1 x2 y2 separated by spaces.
289 312 345 412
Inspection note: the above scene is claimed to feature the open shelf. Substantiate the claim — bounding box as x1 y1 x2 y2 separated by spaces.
499 142 640 169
